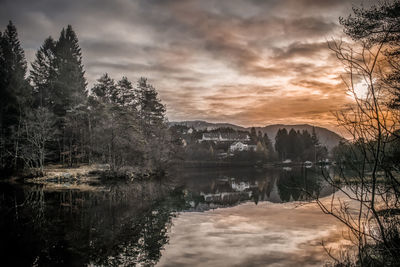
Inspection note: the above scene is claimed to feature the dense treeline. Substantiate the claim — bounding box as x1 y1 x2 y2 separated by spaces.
0 21 174 177
274 127 327 161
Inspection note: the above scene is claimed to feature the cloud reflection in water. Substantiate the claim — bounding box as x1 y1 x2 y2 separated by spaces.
158 199 351 267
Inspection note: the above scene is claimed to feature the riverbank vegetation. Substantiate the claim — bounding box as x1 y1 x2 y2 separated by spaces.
0 22 177 179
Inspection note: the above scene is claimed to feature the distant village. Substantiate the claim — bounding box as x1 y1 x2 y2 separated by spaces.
170 124 329 165
200 132 257 152
171 125 263 158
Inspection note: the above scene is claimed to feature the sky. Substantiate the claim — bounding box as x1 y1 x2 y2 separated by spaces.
0 0 376 132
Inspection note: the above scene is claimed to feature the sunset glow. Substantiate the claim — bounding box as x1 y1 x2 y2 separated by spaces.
0 0 377 131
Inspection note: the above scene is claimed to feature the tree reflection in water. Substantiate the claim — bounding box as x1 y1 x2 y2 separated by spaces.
0 181 187 266
277 167 323 202
0 167 332 266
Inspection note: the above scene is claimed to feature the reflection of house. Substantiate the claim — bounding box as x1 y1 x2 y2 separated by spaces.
200 132 250 143
200 191 252 204
231 181 250 191
229 141 257 152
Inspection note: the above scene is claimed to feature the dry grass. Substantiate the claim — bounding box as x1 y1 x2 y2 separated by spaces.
25 164 107 192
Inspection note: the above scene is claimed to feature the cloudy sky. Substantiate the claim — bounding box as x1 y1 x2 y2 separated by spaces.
0 0 375 131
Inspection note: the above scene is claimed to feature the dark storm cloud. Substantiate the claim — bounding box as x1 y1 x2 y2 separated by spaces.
0 0 365 128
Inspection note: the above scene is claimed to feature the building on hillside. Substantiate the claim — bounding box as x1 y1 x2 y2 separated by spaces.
230 141 248 151
200 132 250 143
230 141 258 152
229 141 257 152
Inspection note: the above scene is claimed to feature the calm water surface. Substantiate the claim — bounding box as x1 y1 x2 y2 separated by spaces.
0 167 347 266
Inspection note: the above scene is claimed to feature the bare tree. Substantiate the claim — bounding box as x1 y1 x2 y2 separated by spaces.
21 107 57 174
315 31 400 265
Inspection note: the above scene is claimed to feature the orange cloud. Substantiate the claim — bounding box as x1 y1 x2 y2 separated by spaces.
1 0 365 133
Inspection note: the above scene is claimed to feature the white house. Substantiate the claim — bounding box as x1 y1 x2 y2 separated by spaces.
230 142 249 152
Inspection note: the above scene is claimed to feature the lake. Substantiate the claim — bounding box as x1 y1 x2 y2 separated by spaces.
0 167 350 266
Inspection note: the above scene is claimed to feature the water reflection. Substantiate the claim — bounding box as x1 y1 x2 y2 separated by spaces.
181 167 330 211
0 167 334 266
157 200 346 267
0 182 186 266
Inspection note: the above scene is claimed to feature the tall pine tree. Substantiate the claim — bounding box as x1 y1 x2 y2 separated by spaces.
0 21 31 170
117 76 137 109
0 21 30 129
30 36 57 108
52 25 87 118
137 77 166 128
91 73 117 104
275 128 288 160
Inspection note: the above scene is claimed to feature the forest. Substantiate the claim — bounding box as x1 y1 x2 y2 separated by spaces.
274 127 327 162
1 1 400 266
0 22 177 178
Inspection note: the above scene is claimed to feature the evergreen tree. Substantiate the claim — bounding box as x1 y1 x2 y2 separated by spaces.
30 36 57 108
301 130 313 148
0 21 31 169
47 25 88 164
52 25 87 118
91 73 117 104
274 128 325 162
89 74 145 171
288 128 299 159
0 22 177 176
137 77 166 127
0 30 5 96
0 21 30 128
275 128 288 160
117 76 137 108
136 77 172 172
89 74 116 166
